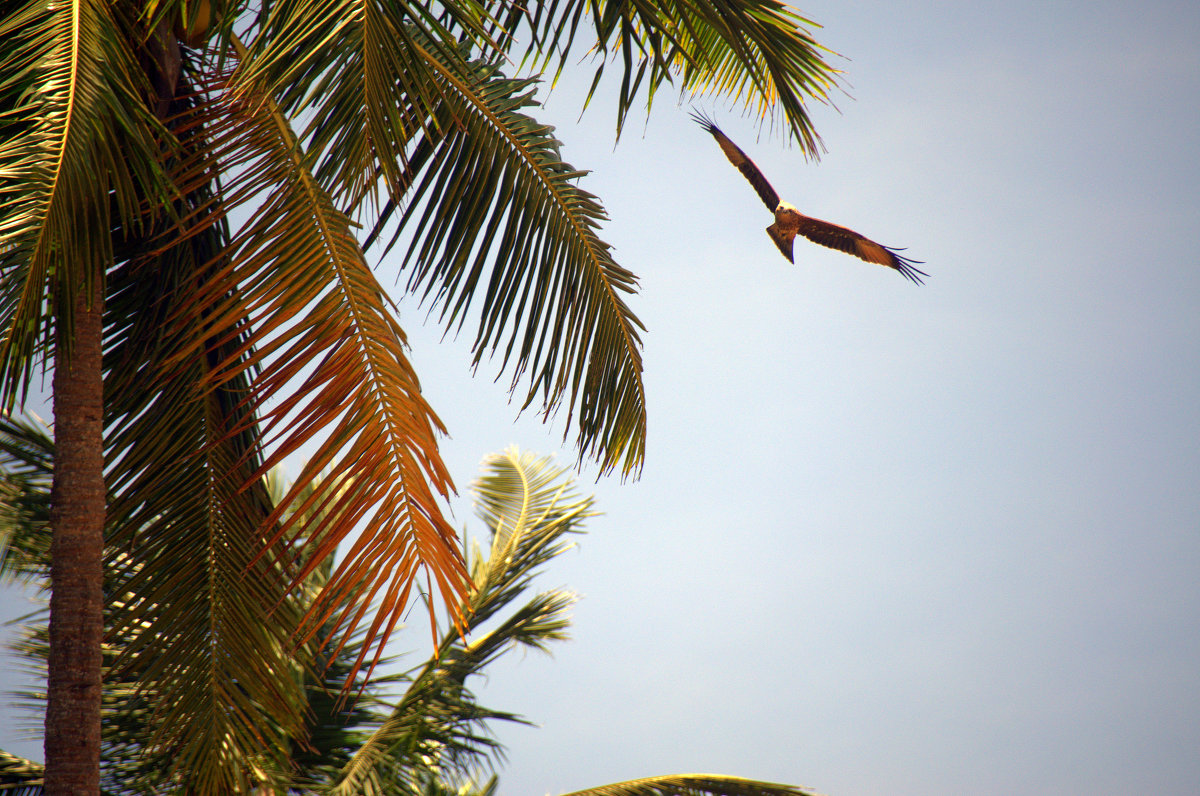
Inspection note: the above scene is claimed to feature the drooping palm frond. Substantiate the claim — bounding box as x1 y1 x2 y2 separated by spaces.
389 61 647 476
558 774 826 796
263 470 413 793
65 57 318 791
497 0 840 150
104 269 308 793
238 3 648 477
234 0 494 210
288 618 389 792
0 400 310 795
0 441 393 795
166 0 836 669
0 0 169 404
158 50 470 681
328 448 591 796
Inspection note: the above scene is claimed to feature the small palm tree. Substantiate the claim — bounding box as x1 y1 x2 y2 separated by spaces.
2 430 824 796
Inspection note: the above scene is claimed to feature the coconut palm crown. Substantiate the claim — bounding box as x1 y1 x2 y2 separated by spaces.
0 0 838 790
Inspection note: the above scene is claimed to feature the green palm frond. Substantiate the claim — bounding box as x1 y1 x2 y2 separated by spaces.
265 471 414 792
0 438 392 795
2 442 829 796
0 749 44 793
101 352 307 793
658 0 839 151
289 628 387 790
559 774 826 796
499 0 840 149
0 0 169 404
389 57 646 476
328 448 590 795
0 399 306 795
235 0 492 209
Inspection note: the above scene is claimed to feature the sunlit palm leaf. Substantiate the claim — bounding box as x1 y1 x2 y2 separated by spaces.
559 774 826 796
469 447 593 615
240 2 649 477
0 0 166 405
0 750 44 793
659 1 839 151
329 448 589 795
411 771 500 796
164 56 469 681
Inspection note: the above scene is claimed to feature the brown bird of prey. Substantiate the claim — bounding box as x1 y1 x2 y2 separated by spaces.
691 110 927 284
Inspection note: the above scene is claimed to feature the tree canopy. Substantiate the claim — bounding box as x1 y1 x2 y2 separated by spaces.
0 0 838 790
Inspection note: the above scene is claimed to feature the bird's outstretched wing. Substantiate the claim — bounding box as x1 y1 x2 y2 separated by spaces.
691 110 781 212
793 215 928 285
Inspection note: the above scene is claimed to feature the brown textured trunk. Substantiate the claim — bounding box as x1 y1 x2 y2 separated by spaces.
44 276 105 796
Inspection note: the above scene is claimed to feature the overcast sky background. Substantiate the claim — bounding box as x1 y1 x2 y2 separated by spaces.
3 0 1199 795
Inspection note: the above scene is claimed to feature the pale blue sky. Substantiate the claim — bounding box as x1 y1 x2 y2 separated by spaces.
3 1 1198 794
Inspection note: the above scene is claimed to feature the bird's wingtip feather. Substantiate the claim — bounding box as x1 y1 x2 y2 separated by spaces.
888 248 928 285
689 108 720 135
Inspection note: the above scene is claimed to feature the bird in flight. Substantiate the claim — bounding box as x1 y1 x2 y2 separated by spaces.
691 110 927 284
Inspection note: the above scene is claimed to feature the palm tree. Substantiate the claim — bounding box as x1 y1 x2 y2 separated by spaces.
2 437 826 796
0 1 838 791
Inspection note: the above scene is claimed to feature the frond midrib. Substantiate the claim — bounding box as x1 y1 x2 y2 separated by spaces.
410 34 647 423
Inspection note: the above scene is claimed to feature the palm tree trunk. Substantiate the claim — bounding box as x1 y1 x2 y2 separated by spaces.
45 276 105 796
